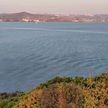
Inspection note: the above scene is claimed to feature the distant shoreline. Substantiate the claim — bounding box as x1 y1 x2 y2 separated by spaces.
0 21 108 23
0 12 108 23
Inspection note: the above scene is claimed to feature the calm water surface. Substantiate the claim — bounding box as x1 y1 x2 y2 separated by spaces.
0 22 108 92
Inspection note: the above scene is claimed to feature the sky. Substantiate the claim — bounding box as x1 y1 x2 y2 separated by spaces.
0 0 108 14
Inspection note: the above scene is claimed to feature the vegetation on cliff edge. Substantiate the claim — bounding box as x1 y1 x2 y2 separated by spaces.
0 73 108 108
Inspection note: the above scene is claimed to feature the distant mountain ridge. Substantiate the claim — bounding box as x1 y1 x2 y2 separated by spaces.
0 12 108 22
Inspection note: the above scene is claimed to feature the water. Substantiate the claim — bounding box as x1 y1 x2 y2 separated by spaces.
0 22 108 92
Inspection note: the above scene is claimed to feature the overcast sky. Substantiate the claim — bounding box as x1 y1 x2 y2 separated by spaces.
0 0 108 14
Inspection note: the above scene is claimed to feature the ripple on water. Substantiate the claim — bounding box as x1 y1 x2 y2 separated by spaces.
0 22 108 92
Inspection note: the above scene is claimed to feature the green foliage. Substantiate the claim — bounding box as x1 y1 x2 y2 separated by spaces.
0 98 18 108
0 73 108 108
38 76 74 89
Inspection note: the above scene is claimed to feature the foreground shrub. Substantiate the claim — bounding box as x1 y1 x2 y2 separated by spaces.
0 73 108 108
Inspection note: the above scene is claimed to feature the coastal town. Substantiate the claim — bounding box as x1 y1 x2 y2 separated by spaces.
0 12 108 22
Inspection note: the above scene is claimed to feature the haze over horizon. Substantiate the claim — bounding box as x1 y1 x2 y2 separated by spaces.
0 0 108 15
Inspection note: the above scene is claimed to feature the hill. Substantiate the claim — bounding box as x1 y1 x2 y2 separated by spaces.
0 73 108 108
0 12 108 22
